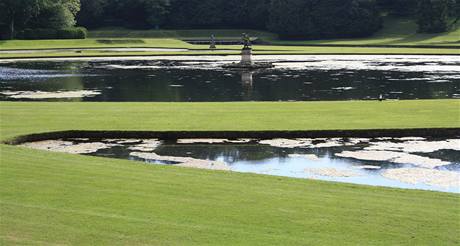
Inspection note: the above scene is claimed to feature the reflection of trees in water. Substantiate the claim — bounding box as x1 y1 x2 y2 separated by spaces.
154 144 376 164
155 144 293 164
6 60 459 102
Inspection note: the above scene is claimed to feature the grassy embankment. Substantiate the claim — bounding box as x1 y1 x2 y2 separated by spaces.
0 18 459 58
1 100 460 245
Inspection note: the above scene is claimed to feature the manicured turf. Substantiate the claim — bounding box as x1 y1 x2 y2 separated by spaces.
1 100 459 141
88 28 278 40
1 100 460 245
1 17 460 58
0 38 195 50
1 46 460 59
1 143 459 245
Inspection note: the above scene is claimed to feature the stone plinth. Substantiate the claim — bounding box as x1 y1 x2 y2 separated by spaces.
240 48 253 65
222 47 274 70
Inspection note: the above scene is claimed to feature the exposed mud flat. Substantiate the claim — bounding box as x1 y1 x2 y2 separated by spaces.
125 139 162 152
306 168 360 177
364 139 460 153
259 138 313 148
1 90 101 99
335 150 449 169
130 152 230 171
21 140 115 154
383 168 460 188
259 138 371 149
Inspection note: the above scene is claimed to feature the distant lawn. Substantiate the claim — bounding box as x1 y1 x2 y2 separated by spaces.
1 17 459 58
1 100 460 245
87 17 460 48
0 42 459 59
88 28 278 40
0 38 194 50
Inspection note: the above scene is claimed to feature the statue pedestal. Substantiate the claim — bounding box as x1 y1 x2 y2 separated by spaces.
240 48 253 65
222 47 274 70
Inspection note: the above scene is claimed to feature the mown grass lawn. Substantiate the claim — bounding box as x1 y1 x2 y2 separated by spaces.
1 17 460 59
1 46 459 59
1 100 459 140
1 100 460 245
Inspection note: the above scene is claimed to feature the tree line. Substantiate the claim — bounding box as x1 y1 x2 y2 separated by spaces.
1 0 459 40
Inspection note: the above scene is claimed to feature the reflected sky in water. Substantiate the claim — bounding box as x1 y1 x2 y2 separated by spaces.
78 137 460 193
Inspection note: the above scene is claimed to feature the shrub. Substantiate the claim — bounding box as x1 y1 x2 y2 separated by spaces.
17 27 87 40
57 27 87 39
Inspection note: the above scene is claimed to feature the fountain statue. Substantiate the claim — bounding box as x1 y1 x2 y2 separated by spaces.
222 33 274 69
209 34 217 49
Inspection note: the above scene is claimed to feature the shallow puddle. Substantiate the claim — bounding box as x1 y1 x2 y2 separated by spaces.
1 55 459 101
20 137 460 193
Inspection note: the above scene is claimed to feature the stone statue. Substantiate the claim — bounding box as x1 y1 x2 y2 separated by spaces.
242 33 251 49
209 34 216 49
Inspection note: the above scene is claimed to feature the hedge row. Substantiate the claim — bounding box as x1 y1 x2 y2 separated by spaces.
17 27 87 40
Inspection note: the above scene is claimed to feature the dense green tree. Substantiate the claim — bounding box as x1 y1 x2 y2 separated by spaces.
31 0 80 29
77 0 108 27
0 0 81 39
268 0 382 39
0 0 41 39
376 0 418 16
80 0 171 29
417 0 455 33
163 0 269 29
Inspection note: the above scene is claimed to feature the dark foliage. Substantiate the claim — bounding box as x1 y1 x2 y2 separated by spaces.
2 0 458 40
417 0 457 33
267 0 382 39
17 27 87 39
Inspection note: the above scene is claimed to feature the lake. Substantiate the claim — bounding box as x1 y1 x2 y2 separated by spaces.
1 55 459 102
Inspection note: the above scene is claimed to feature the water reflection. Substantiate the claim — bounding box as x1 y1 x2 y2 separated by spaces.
19 137 460 193
1 55 459 102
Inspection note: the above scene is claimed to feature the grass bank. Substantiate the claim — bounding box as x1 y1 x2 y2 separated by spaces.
1 100 460 245
1 45 459 59
1 100 459 141
1 17 459 58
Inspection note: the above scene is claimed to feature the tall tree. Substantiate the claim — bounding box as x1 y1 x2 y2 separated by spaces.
77 0 108 27
267 0 382 39
25 0 81 29
417 0 453 33
0 0 41 39
377 0 418 16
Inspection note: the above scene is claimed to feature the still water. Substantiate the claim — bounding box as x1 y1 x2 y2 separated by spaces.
21 137 460 193
1 55 459 102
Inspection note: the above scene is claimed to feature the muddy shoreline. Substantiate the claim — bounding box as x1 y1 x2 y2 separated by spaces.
5 128 460 145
